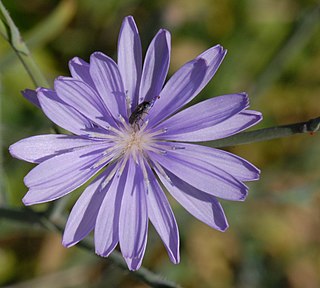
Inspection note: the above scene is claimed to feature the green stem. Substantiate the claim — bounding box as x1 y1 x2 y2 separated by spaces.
208 117 320 148
0 0 48 87
0 0 76 69
0 206 181 288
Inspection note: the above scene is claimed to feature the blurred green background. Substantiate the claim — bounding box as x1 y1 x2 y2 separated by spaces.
1 0 319 287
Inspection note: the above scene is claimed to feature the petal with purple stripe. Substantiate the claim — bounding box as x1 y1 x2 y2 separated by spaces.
90 52 127 119
150 150 248 201
118 16 142 110
159 142 260 181
155 93 249 136
145 163 180 263
37 88 93 136
194 45 227 95
156 168 228 231
148 58 207 127
124 240 147 271
54 77 116 128
23 144 108 205
69 57 96 89
161 110 262 142
62 166 115 247
119 158 148 259
21 89 40 108
9 134 101 163
94 164 127 257
139 29 170 103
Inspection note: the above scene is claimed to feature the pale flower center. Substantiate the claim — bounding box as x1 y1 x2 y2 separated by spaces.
117 126 152 159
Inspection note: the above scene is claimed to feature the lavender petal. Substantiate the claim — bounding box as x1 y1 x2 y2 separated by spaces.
163 110 262 142
157 169 229 231
148 58 207 127
155 93 249 136
54 77 116 128
9 134 101 164
117 16 142 110
90 52 127 119
119 158 148 259
145 164 180 263
23 144 108 205
69 57 96 89
37 88 93 135
21 89 41 108
62 168 114 247
194 45 227 95
160 142 260 181
139 29 171 104
124 240 147 271
150 151 248 201
94 165 125 257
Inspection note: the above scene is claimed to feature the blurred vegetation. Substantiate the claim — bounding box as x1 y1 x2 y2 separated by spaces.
1 0 319 287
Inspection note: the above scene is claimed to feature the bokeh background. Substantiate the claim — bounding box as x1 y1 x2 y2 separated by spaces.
1 0 320 287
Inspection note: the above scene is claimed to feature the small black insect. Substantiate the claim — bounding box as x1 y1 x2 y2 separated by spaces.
129 96 160 126
129 101 152 125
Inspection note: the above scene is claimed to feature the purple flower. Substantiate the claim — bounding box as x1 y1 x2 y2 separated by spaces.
9 16 262 270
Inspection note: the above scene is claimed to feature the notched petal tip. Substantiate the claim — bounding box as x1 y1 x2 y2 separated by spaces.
54 76 74 84
219 221 229 232
62 238 78 248
21 89 41 108
22 194 34 206
239 189 249 202
68 57 78 67
95 249 111 258
8 142 20 159
216 44 227 56
214 43 226 53
255 111 263 121
169 253 180 265
124 256 143 271
159 28 169 34
68 57 89 71
95 250 103 257
90 51 108 62
123 15 135 23
156 28 171 43
246 110 263 127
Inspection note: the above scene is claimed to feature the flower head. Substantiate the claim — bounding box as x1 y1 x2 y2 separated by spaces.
10 16 262 270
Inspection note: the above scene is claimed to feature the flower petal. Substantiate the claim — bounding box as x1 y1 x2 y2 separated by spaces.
124 240 147 271
69 57 96 89
117 16 142 110
9 134 101 163
150 150 248 201
155 93 249 136
94 165 125 257
23 144 108 205
90 52 127 119
156 169 228 231
119 158 148 259
194 45 227 95
160 142 260 181
145 164 180 264
139 29 170 103
21 89 40 108
54 77 116 128
164 110 262 142
148 58 207 127
37 88 93 135
62 168 114 247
